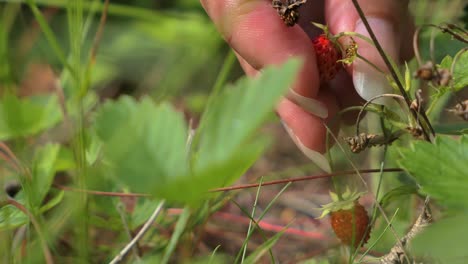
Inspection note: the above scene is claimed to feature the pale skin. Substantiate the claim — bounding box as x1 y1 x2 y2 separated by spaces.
200 0 414 156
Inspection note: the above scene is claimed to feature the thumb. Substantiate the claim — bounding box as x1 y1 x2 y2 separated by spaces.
325 0 410 103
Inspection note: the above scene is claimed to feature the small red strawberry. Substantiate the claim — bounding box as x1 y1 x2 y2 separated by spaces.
311 34 342 82
330 201 370 246
319 189 371 248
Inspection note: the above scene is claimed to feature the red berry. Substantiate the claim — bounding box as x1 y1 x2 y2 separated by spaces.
330 202 370 247
311 34 342 82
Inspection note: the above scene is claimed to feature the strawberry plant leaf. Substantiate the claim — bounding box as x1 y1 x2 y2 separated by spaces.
0 204 28 230
439 55 452 69
411 213 468 263
193 59 300 172
452 49 467 91
398 135 468 208
94 96 189 195
94 59 299 205
379 185 418 208
0 94 62 140
30 144 61 207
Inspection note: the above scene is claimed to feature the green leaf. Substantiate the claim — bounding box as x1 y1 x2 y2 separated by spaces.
94 96 189 194
452 49 468 91
411 213 468 263
39 190 64 213
379 185 418 208
193 58 300 170
158 140 267 204
0 204 27 230
31 144 61 207
0 94 62 140
94 59 299 205
439 55 453 69
404 62 411 92
398 135 468 208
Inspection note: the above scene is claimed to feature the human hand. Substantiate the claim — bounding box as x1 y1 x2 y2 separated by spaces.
200 0 414 172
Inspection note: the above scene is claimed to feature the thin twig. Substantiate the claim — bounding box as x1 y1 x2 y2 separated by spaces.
109 200 166 264
210 168 403 192
89 0 109 63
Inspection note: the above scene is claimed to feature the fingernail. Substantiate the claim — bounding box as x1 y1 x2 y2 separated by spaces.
353 17 399 105
286 89 328 119
281 121 332 173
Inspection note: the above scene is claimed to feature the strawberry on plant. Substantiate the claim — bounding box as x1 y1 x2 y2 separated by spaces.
319 189 371 247
311 34 342 82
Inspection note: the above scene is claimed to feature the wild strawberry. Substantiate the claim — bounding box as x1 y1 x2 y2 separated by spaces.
330 202 370 247
319 189 371 248
311 34 342 82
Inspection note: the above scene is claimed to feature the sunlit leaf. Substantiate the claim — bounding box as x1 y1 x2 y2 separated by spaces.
398 135 468 208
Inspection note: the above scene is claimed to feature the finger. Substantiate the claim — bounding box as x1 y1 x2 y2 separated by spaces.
235 51 260 77
278 92 339 172
200 0 320 98
325 0 412 103
236 53 339 172
328 69 366 125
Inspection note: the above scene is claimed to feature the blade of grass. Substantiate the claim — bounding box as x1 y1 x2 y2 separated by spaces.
209 245 222 264
243 224 290 264
234 181 292 264
351 159 386 262
240 176 264 263
357 209 400 263
161 207 191 264
25 0 76 78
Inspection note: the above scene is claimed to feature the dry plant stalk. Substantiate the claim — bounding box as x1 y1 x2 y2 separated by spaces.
381 198 432 264
344 131 403 153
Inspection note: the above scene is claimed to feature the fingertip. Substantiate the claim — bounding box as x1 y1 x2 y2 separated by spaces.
277 91 339 153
